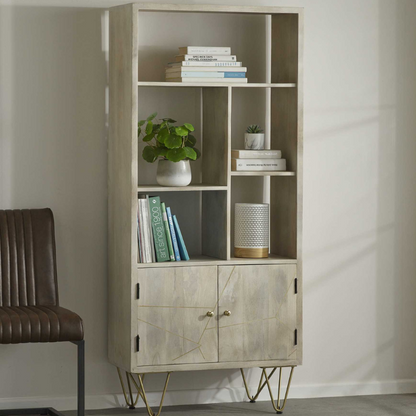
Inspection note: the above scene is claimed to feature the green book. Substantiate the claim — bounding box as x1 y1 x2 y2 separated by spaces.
149 197 170 262
161 202 175 261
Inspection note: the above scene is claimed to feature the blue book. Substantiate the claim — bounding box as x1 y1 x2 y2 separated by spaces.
173 215 189 261
166 207 181 261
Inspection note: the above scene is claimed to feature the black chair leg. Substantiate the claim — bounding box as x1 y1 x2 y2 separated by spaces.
72 340 85 416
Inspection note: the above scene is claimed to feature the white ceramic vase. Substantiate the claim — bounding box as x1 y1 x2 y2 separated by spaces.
244 133 265 149
156 159 192 187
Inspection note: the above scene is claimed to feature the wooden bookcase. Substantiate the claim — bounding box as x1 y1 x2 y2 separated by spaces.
109 3 303 413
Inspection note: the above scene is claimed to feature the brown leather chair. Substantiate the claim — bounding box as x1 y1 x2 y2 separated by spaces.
0 209 85 416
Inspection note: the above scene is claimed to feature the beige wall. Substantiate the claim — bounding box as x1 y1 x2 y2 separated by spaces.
1 0 416 410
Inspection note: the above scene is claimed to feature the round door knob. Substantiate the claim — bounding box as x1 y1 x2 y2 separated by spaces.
206 311 214 317
223 310 231 316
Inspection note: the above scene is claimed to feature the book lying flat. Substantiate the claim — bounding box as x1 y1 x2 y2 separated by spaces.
176 55 237 62
231 149 282 159
166 66 247 73
231 158 287 171
167 77 248 83
167 61 242 67
166 71 246 78
179 46 231 55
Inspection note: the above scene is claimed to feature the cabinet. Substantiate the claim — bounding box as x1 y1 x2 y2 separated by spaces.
108 3 303 414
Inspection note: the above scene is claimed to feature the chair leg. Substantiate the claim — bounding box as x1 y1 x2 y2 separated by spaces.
72 340 85 416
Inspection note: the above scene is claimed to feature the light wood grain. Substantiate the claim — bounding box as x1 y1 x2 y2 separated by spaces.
136 267 218 366
137 184 227 192
136 254 297 269
136 3 303 15
108 3 138 372
137 82 296 88
218 265 297 362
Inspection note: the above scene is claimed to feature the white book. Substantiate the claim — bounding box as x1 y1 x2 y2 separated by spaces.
166 77 248 83
179 46 231 55
166 71 246 79
139 198 153 263
231 149 282 159
176 55 237 62
231 158 286 171
166 66 247 73
167 61 242 67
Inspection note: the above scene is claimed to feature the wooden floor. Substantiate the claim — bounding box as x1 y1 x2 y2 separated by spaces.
63 394 416 416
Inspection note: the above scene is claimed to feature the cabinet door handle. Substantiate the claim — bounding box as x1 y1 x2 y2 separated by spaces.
206 311 214 317
223 310 231 316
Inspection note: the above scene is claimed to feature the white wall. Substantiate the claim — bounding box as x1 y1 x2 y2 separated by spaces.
1 0 416 411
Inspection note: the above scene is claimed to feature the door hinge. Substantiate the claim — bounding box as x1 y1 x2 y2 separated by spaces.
294 329 298 346
136 335 140 352
294 278 298 294
136 283 140 299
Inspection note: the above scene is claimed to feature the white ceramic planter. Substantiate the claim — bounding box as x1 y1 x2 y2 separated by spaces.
244 133 265 150
156 159 192 187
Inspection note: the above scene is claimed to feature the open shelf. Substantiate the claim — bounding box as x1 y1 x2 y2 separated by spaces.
138 82 296 88
137 254 297 268
137 184 227 192
231 171 296 176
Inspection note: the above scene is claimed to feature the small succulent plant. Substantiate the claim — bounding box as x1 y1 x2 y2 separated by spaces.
246 124 264 134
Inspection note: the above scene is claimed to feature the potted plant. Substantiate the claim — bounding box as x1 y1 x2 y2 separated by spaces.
139 113 201 187
244 124 265 149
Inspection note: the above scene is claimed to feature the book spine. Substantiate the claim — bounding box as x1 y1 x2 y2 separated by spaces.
231 158 287 171
180 47 231 55
231 150 282 159
173 215 189 261
178 55 237 62
166 67 247 73
138 199 152 263
167 61 242 67
166 71 246 78
167 77 247 83
166 207 181 261
137 215 142 263
161 202 175 261
149 196 170 262
146 195 156 262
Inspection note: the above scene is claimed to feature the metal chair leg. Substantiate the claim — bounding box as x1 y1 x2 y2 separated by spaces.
71 340 85 416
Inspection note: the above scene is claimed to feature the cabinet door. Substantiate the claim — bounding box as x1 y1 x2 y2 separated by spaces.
218 265 297 362
136 266 218 366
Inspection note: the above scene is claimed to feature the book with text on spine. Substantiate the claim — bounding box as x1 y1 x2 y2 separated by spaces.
167 61 242 67
231 149 282 159
161 202 175 261
179 46 231 55
173 215 189 261
148 196 170 262
166 66 247 73
231 158 287 171
166 71 246 78
167 77 248 83
166 207 181 261
176 55 237 62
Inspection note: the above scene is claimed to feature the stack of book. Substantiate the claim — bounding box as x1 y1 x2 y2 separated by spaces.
231 149 286 172
137 195 189 263
165 46 247 83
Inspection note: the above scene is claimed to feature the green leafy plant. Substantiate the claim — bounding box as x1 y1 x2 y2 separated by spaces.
138 113 201 163
246 124 264 134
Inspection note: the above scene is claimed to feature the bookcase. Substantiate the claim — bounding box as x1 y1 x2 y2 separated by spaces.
109 3 303 414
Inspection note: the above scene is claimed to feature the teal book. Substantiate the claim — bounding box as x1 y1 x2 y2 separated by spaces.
166 207 181 261
161 202 175 261
148 196 170 262
173 215 190 261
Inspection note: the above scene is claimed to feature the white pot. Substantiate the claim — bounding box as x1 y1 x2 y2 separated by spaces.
156 159 192 187
244 133 265 150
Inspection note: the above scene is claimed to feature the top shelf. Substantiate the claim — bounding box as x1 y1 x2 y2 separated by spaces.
137 82 296 88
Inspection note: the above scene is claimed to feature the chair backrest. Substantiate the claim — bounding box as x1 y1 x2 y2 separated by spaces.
0 209 59 307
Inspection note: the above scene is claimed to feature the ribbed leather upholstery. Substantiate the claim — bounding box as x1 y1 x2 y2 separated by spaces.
0 209 84 344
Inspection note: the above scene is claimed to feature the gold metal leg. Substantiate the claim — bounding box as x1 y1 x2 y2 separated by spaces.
240 366 295 413
117 368 171 416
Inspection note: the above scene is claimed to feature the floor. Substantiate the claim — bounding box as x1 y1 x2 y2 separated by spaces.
64 394 416 416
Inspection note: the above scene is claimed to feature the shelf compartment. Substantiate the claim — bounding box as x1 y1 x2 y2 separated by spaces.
137 185 228 192
137 254 297 268
138 82 296 88
231 171 295 176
